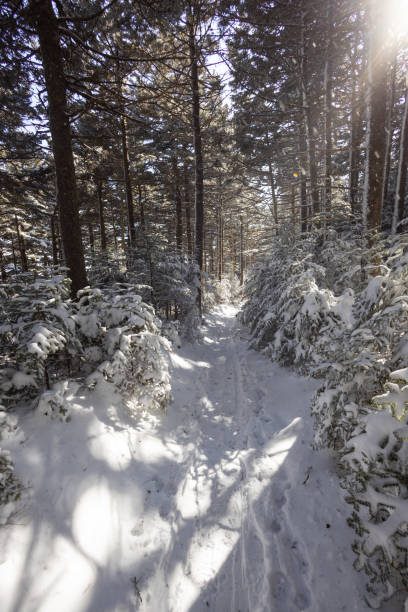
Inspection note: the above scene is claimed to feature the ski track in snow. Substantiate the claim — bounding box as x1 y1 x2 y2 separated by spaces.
0 305 400 612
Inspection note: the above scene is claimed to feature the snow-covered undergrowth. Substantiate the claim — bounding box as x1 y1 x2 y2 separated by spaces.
241 228 408 607
0 272 173 521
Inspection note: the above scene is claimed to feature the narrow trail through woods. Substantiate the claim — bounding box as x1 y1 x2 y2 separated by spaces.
149 305 370 612
0 305 378 612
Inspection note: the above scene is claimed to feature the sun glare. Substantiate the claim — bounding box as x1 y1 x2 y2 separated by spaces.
385 0 408 38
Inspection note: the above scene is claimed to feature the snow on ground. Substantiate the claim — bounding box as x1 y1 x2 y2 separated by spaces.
0 305 397 611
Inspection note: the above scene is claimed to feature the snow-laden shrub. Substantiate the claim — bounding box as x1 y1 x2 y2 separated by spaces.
76 284 171 411
0 408 26 525
340 368 408 608
0 272 79 407
37 380 81 422
242 232 355 376
0 449 24 525
212 276 241 305
313 237 408 450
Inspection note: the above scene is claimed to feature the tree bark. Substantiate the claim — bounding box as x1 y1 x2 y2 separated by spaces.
88 223 95 254
96 174 107 251
172 156 183 253
30 0 87 297
267 160 278 226
323 0 333 216
187 2 204 316
120 115 136 245
240 215 244 286
364 0 388 234
183 162 193 256
138 183 146 232
15 215 28 271
51 212 59 266
299 2 319 218
383 52 397 208
393 86 408 233
298 119 308 233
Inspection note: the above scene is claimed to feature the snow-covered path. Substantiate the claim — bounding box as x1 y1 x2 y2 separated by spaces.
1 305 377 611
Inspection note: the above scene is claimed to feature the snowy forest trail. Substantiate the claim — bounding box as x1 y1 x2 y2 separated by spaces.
1 305 377 612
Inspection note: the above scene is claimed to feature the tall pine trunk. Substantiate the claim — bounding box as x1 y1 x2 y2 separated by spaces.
187 2 204 315
183 162 193 256
120 115 136 245
383 53 397 209
300 1 319 218
30 0 87 297
393 86 408 233
96 174 107 251
323 0 333 217
363 0 388 235
172 156 183 253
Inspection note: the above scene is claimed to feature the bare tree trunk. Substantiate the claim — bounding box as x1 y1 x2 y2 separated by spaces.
15 215 28 271
363 0 388 234
300 1 319 218
110 201 118 252
349 82 362 217
96 174 107 251
183 162 193 256
349 28 365 219
138 183 146 231
0 246 6 282
51 212 59 266
231 233 236 278
240 215 244 286
383 52 397 208
88 223 95 254
267 160 278 226
120 115 136 245
172 156 183 253
120 197 126 250
187 1 204 316
393 86 408 233
298 120 308 233
30 0 87 297
323 0 333 216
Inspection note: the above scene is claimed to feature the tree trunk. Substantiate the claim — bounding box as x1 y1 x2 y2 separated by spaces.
97 175 107 251
393 86 408 233
299 2 319 218
183 162 193 256
187 2 204 316
298 119 308 233
120 115 136 246
15 216 28 271
349 29 365 219
88 223 95 254
239 215 244 286
30 0 87 297
0 246 6 282
138 183 146 231
217 203 223 281
363 0 388 234
172 156 183 253
267 160 278 226
323 0 333 216
51 212 59 266
110 200 118 251
119 197 126 250
349 80 362 218
231 233 236 278
383 52 397 209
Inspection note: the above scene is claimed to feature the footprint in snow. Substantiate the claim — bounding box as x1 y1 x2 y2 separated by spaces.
269 571 289 600
295 590 311 610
